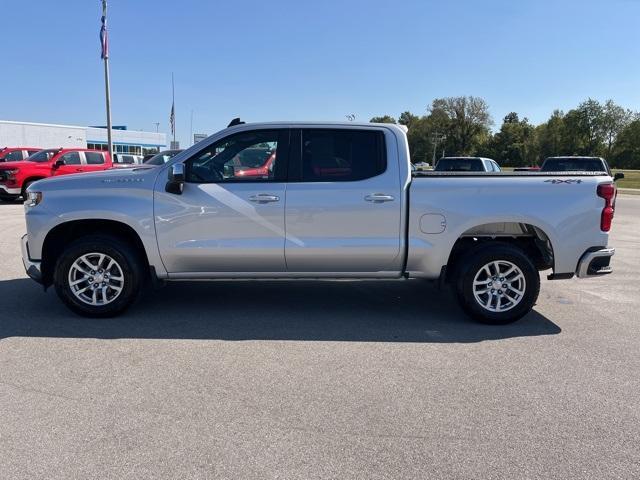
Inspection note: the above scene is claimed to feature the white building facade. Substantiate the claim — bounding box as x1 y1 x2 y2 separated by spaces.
0 120 166 156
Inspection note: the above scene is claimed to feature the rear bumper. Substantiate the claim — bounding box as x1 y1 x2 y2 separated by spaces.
21 234 42 283
0 185 21 196
576 247 615 278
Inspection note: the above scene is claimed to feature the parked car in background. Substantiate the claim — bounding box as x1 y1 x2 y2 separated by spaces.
540 156 623 180
233 147 276 178
413 161 431 171
21 121 616 325
513 166 541 172
0 148 112 201
144 149 183 166
434 157 501 172
113 153 144 166
0 147 42 162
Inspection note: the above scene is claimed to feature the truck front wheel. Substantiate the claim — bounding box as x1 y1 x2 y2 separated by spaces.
54 235 143 317
454 242 540 324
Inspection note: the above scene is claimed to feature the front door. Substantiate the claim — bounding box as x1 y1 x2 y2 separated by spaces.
284 128 403 273
154 129 289 274
52 151 84 176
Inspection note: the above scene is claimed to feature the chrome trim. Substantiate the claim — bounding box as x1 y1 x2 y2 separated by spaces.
0 185 21 195
21 235 43 283
576 247 615 278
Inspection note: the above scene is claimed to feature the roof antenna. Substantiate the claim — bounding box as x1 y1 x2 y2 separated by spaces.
227 118 245 128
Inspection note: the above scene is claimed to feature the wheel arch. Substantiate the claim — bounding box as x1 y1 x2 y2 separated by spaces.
21 177 47 195
41 219 150 287
444 222 555 282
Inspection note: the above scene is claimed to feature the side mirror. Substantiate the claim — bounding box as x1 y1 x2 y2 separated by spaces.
614 172 625 181
165 163 185 194
53 159 64 169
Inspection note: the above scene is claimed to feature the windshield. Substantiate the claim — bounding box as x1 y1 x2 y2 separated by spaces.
541 158 606 172
435 158 484 172
27 149 59 163
144 150 182 165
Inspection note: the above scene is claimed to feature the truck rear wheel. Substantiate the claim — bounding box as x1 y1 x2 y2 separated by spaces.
454 242 540 324
54 235 143 317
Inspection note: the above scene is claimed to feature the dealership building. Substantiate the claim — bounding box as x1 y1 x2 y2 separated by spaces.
0 120 167 156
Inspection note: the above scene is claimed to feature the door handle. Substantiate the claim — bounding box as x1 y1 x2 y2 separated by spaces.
249 194 280 203
364 193 395 203
75 168 83 172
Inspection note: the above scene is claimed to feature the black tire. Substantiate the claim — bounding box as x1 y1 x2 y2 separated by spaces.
54 235 144 317
21 180 36 199
454 242 540 325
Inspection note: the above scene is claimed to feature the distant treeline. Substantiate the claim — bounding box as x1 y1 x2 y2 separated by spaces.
371 97 640 168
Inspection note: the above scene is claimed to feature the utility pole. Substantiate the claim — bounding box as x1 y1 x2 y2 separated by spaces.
100 0 113 160
154 122 160 133
431 132 446 164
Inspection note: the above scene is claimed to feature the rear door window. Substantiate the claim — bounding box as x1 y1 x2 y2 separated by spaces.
300 129 386 182
85 152 105 165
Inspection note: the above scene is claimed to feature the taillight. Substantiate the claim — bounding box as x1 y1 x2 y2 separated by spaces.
597 183 616 232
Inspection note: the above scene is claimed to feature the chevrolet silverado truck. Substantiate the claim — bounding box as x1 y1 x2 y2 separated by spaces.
20 122 616 324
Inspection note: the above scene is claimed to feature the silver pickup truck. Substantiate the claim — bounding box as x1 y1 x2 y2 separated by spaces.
21 122 616 324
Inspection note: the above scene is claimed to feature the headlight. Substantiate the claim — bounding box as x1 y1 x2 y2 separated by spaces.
2 169 18 179
26 191 43 207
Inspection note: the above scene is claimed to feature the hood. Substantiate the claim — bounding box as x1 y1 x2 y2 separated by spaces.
34 165 159 191
0 160 32 169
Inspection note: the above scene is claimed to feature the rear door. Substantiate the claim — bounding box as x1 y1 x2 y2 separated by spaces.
284 127 403 273
83 151 108 171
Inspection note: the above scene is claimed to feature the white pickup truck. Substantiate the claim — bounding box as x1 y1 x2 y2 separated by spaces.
21 121 616 324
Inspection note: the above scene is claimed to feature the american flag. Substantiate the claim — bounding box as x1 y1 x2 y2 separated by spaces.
100 1 109 59
169 102 175 136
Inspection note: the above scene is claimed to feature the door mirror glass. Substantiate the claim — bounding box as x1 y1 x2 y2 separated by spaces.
166 163 185 194
53 159 65 169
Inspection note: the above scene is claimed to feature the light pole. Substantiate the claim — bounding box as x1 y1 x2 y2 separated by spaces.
153 122 160 132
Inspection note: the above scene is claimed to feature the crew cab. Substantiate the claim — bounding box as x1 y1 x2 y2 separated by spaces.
21 122 616 324
0 148 112 200
0 147 42 162
435 156 501 172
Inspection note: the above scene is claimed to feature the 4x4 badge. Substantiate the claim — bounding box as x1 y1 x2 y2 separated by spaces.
544 179 582 184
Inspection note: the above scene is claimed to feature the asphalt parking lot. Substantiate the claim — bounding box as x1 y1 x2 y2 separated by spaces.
1 196 639 479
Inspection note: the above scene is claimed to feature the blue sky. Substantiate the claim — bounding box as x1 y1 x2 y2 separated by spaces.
1 0 639 146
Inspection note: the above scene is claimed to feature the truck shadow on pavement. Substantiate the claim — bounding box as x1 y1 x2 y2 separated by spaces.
0 278 561 343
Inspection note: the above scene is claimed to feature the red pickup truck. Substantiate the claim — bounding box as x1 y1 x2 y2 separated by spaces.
0 148 112 201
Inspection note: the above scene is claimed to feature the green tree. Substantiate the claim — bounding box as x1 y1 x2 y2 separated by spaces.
612 120 640 169
369 115 396 124
488 113 538 166
602 99 634 158
536 110 565 160
562 99 606 155
398 111 419 129
429 96 492 155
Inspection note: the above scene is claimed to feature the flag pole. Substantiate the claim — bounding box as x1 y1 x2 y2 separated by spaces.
101 0 113 160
